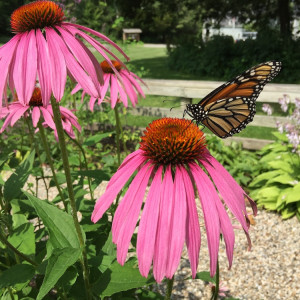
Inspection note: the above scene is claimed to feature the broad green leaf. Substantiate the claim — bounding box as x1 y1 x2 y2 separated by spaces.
8 223 35 256
281 205 296 219
257 187 280 199
83 132 113 146
267 160 293 173
11 200 28 227
0 264 35 289
93 258 155 297
194 271 216 283
56 266 78 292
286 183 300 203
37 247 81 300
0 152 13 171
271 131 289 141
249 170 281 187
24 191 81 251
49 172 66 187
268 174 296 185
4 150 35 201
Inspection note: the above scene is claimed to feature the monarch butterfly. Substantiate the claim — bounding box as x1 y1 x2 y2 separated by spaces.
184 61 282 138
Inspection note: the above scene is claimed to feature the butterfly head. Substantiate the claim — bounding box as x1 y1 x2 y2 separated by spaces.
184 104 207 125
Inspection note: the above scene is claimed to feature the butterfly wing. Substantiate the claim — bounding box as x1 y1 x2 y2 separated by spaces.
191 61 282 138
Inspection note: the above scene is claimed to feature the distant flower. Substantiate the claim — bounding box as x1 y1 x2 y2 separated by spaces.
262 104 273 116
0 87 80 138
73 60 145 110
91 118 257 282
278 94 290 112
0 0 128 108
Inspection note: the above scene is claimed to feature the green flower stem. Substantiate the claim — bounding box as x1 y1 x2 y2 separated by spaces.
114 105 121 166
50 97 92 300
0 231 37 266
212 260 220 300
37 122 68 211
26 119 49 200
165 277 174 300
66 133 94 200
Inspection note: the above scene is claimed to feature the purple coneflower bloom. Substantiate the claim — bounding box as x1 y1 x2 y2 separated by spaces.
73 60 145 110
0 87 80 138
91 118 257 282
0 0 128 107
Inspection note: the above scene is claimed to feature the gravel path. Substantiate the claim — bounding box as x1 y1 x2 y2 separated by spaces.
22 176 300 300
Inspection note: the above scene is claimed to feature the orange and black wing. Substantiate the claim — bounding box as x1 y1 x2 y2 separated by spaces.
198 61 282 138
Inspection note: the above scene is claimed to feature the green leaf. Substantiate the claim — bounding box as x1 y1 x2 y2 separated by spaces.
268 174 296 185
37 247 81 300
83 132 113 146
4 150 35 201
286 183 300 203
194 271 216 283
268 160 293 173
93 258 155 297
49 172 66 187
249 170 281 187
24 191 81 251
0 264 35 289
281 205 296 219
257 187 280 199
56 266 79 292
8 223 35 256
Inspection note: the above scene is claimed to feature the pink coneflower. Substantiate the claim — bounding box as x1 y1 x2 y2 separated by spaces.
0 87 81 137
73 60 145 110
0 1 128 108
91 118 257 282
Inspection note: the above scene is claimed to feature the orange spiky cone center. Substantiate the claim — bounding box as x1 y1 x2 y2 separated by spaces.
140 118 206 165
11 1 64 33
100 60 122 73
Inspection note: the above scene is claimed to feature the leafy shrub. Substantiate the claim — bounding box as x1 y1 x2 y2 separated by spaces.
249 132 300 220
168 29 300 83
206 135 259 188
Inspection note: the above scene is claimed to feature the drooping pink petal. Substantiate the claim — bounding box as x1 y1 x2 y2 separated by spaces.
89 97 97 111
31 107 41 127
64 23 129 61
113 163 154 265
115 78 128 107
91 151 147 222
65 27 124 84
40 107 56 130
189 163 220 277
153 165 174 282
106 149 146 189
71 84 82 95
99 74 110 102
214 193 235 269
110 75 118 108
123 71 145 98
200 154 251 242
121 73 138 106
75 38 103 84
57 27 101 96
10 106 29 127
137 166 163 277
166 167 187 278
13 31 37 105
0 35 20 107
180 166 200 278
36 30 52 106
49 29 98 99
45 28 67 101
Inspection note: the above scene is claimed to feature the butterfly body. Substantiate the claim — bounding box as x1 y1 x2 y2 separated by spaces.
184 61 282 138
